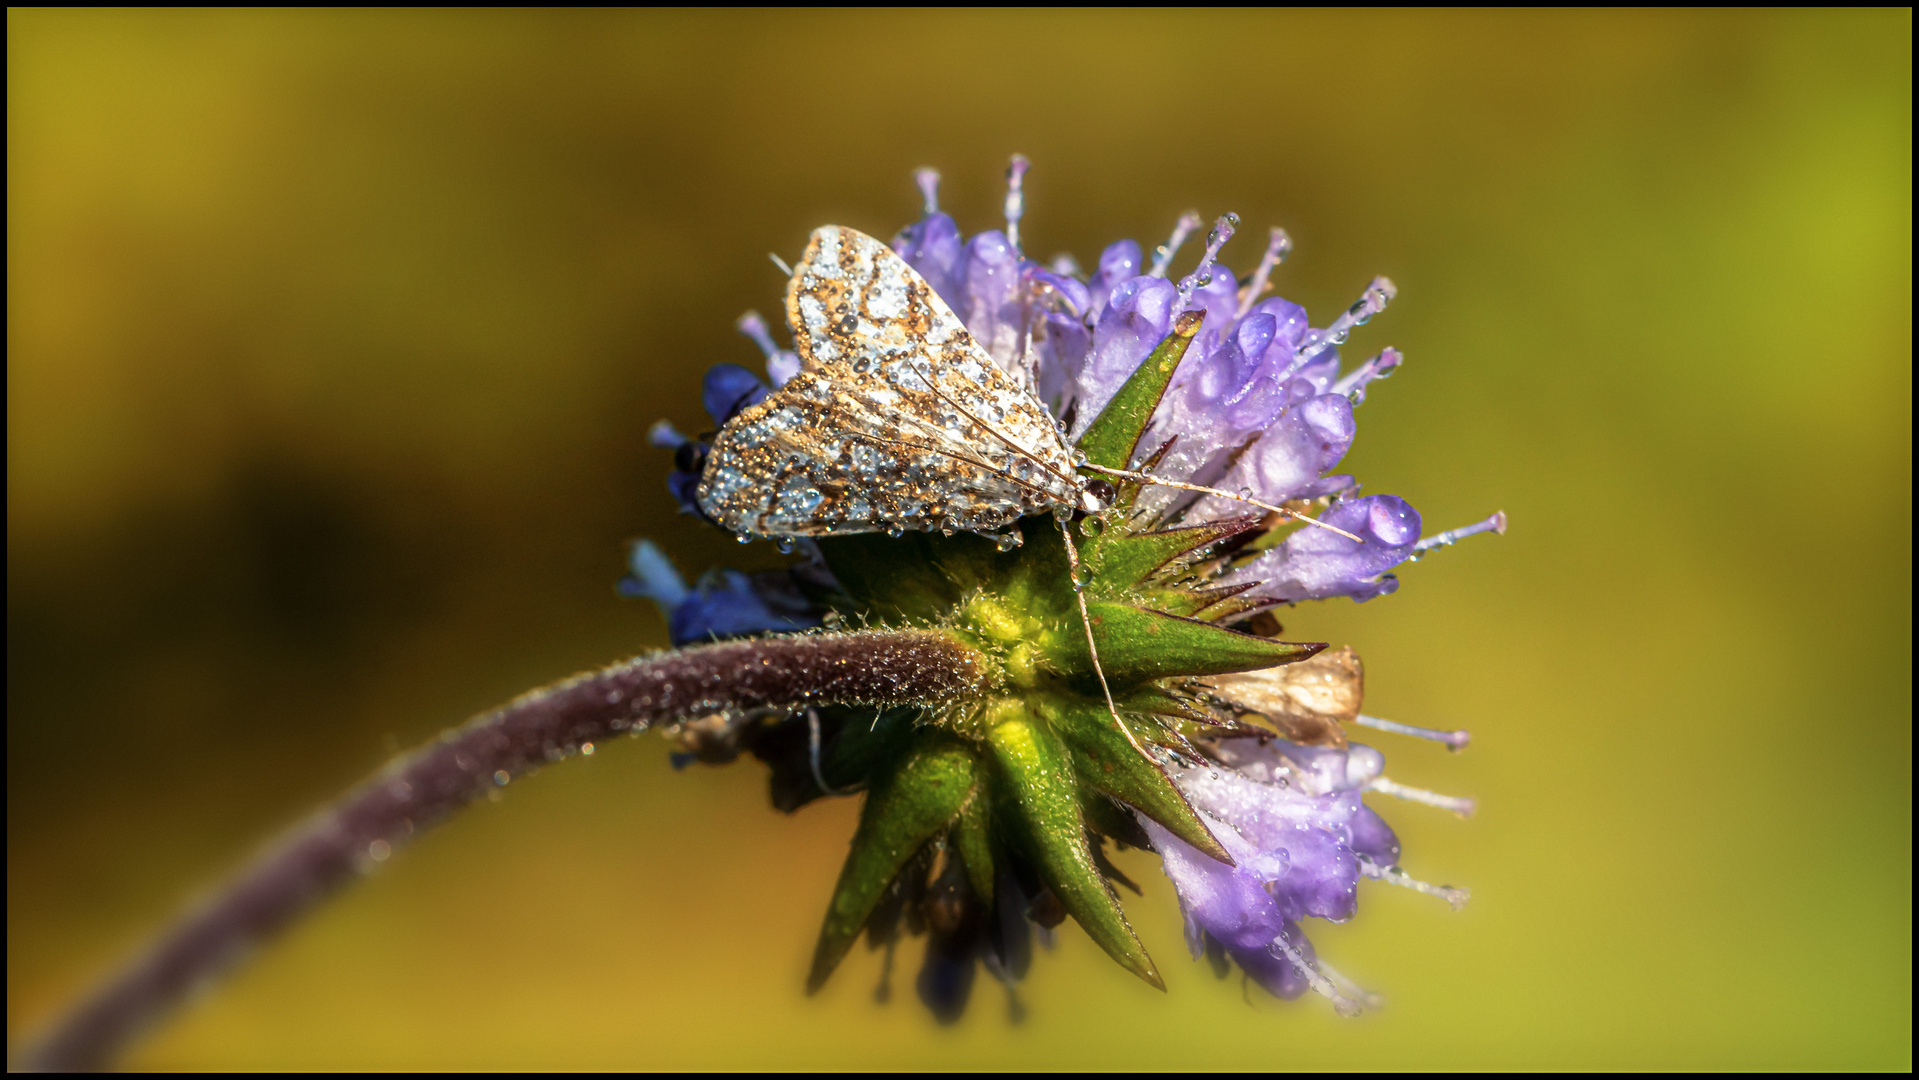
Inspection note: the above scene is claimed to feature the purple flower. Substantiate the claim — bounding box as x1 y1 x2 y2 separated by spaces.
1226 494 1423 604
1141 736 1429 1010
618 540 820 646
640 161 1503 1018
701 363 768 427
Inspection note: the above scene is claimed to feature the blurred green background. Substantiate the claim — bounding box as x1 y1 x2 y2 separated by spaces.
8 9 1909 1070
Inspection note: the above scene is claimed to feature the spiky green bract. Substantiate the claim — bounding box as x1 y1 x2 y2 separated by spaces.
807 728 977 991
802 320 1331 994
1046 697 1228 864
984 703 1161 989
1077 310 1205 471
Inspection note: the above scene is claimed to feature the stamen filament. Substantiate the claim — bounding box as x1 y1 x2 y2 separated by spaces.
1286 275 1397 378
1360 862 1472 911
1315 959 1385 1011
1413 511 1508 553
1270 933 1362 1016
1368 776 1477 818
735 311 781 360
1353 713 1471 750
1174 213 1239 311
1148 211 1203 278
913 167 941 216
1004 154 1029 254
1235 226 1293 318
1329 346 1403 403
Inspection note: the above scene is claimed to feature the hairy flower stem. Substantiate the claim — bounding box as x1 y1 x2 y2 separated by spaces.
18 630 987 1072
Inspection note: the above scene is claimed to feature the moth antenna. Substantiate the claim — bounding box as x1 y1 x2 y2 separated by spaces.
1057 519 1143 750
1079 463 1366 544
769 252 795 278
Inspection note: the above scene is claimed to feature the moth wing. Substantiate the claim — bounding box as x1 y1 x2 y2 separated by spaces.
784 225 1078 484
696 370 1058 537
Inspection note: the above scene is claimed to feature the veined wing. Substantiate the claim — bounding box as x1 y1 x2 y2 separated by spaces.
696 225 1083 538
785 227 1079 490
696 368 1073 537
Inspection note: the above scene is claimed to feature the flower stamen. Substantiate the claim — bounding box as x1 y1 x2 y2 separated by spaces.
914 166 941 216
1330 346 1404 405
1270 931 1363 1016
1368 775 1478 818
1235 226 1293 318
1147 210 1204 278
1288 275 1398 377
1360 862 1472 911
1353 713 1472 750
1174 213 1239 311
1413 511 1509 554
1004 154 1029 254
737 311 800 387
1315 959 1386 1011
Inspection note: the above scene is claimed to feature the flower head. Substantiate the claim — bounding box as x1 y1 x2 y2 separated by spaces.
629 160 1501 1020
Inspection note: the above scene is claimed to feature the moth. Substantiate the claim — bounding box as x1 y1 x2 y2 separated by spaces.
693 224 1357 718
695 225 1349 545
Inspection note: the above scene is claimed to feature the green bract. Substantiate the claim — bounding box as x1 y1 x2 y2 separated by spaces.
805 313 1325 991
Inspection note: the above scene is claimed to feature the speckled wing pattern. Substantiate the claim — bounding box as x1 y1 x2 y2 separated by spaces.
697 225 1081 538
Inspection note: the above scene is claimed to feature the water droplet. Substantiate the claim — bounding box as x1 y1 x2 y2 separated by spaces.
735 535 751 545
493 770 511 786
367 839 392 862
581 742 595 756
886 526 905 538
1079 517 1104 537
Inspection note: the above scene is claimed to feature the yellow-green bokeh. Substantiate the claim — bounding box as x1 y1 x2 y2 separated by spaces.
8 10 1909 1070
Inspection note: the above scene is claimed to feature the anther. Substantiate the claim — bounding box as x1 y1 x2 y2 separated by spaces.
1004 154 1030 254
1175 212 1239 311
1148 210 1204 278
1236 226 1293 318
1353 713 1471 751
1412 511 1508 554
1330 347 1403 404
1360 863 1472 911
914 167 941 216
1367 776 1477 818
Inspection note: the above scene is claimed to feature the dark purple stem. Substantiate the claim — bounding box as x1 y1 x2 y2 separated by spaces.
17 630 988 1072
